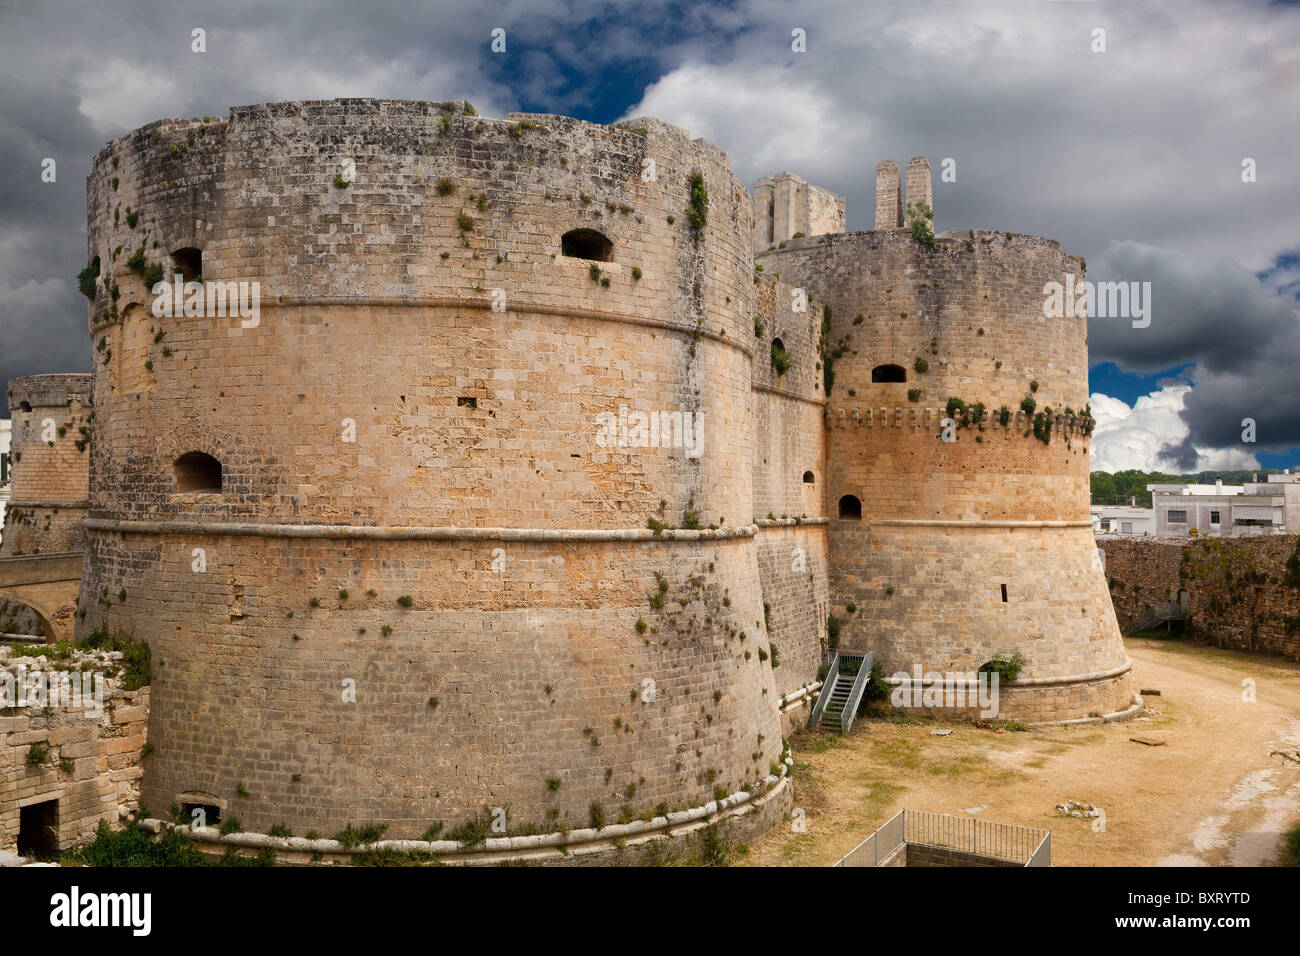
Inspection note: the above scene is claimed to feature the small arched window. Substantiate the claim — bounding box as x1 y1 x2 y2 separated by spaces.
838 494 862 520
171 247 203 282
803 471 815 484
871 364 906 383
19 401 31 412
174 452 222 493
561 229 613 262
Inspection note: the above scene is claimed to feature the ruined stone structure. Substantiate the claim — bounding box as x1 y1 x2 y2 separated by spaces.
60 98 1132 848
0 652 148 857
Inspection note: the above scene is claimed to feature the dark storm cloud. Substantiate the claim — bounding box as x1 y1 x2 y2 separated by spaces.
0 0 721 414
0 0 1297 466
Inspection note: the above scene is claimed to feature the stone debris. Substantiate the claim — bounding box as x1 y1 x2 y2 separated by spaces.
930 729 953 737
1056 800 1101 819
1130 736 1166 746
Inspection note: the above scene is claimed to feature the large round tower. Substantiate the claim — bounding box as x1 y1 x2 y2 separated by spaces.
756 162 1136 723
76 100 793 843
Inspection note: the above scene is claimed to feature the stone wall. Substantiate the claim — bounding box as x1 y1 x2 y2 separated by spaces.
1 375 92 557
1101 534 1300 661
750 275 830 693
0 647 148 855
77 100 791 840
757 228 1133 721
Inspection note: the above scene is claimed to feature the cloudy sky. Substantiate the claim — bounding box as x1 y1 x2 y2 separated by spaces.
1 0 1297 473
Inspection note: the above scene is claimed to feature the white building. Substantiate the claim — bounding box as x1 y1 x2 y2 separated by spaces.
1092 504 1156 536
1147 473 1300 536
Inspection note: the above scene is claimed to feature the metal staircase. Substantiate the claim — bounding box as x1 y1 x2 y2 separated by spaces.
1133 600 1186 632
809 652 875 735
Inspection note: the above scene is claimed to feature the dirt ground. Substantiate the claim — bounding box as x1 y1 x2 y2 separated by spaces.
746 636 1300 866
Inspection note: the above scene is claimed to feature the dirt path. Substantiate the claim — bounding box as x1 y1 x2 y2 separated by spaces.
745 637 1300 866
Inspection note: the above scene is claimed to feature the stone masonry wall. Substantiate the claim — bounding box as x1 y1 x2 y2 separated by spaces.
1 671 148 854
1 375 92 557
757 229 1132 721
77 100 788 839
1102 534 1300 661
749 276 831 693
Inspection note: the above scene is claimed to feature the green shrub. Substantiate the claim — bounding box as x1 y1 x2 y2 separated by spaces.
913 357 928 373
771 342 793 375
448 812 490 847
77 257 101 300
907 200 935 247
334 822 389 847
68 820 207 867
79 626 151 690
979 652 1028 683
687 171 708 232
1283 821 1300 866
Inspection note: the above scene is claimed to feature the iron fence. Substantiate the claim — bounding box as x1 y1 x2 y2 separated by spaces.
834 809 1051 866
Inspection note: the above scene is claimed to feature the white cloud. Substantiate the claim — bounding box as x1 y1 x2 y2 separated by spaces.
1090 384 1260 474
627 63 863 183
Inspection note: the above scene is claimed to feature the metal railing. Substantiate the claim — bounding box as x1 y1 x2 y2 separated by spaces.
1133 600 1184 631
808 651 839 728
839 651 874 735
902 809 1050 864
835 809 1051 866
1026 830 1051 867
835 809 905 867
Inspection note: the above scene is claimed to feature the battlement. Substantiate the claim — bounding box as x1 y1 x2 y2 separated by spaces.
824 406 1094 438
7 374 92 412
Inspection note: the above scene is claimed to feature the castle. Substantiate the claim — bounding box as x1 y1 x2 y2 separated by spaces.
5 98 1134 857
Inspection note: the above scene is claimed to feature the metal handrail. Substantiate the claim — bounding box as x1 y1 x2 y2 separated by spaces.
840 651 875 734
808 651 840 728
836 809 1051 866
903 809 1051 864
834 808 904 867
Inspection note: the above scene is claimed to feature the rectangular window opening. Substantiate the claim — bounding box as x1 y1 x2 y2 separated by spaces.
1000 583 1008 603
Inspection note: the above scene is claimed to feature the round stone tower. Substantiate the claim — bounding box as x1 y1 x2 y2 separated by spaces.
1 374 92 558
76 99 791 842
757 196 1136 722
